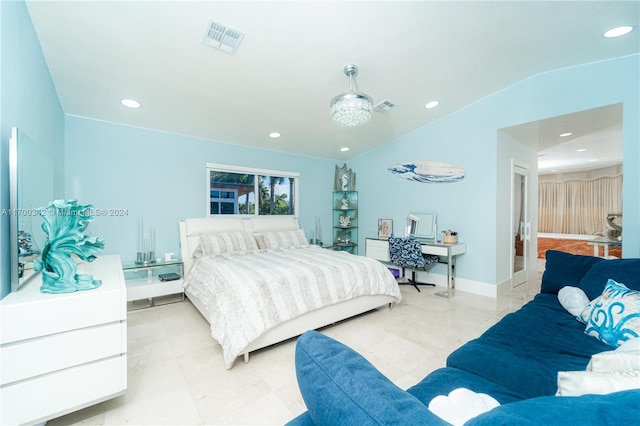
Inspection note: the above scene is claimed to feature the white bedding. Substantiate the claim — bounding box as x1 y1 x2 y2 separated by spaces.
184 246 401 368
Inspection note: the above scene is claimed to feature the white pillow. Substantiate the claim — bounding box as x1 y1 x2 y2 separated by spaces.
259 229 309 249
428 388 500 426
556 369 639 396
199 231 259 256
557 338 640 396
587 338 640 372
557 286 590 317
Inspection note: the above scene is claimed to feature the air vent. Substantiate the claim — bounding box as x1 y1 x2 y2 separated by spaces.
374 99 398 113
201 18 245 55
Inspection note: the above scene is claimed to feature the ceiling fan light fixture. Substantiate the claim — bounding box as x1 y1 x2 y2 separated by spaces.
330 64 373 127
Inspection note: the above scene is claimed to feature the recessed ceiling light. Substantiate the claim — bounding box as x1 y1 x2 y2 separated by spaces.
340 147 350 152
603 25 634 38
120 99 141 109
560 132 572 137
425 100 439 109
269 132 281 138
577 148 587 152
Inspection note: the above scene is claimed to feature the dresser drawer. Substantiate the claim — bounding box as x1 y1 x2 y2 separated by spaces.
1 321 126 385
1 355 126 426
365 239 390 261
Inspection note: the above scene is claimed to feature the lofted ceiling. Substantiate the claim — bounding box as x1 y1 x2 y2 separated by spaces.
25 1 638 165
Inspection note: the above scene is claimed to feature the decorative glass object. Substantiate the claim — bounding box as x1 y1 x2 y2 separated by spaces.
136 219 156 264
34 199 105 293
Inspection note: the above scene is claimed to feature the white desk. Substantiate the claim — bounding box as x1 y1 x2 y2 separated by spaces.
365 238 466 298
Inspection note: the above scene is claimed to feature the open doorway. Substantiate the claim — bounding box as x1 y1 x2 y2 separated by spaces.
502 103 623 261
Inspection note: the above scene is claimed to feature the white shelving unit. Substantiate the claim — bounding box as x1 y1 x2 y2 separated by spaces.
122 259 184 308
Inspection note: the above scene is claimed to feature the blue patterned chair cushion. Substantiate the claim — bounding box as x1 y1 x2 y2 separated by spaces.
388 235 439 269
579 279 640 347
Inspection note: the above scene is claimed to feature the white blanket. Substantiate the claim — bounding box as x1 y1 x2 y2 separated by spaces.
184 246 401 368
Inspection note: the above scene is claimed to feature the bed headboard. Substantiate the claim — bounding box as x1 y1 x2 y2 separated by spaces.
179 216 300 274
247 216 300 233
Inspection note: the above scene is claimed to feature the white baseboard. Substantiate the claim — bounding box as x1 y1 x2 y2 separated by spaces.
410 262 541 299
415 270 500 298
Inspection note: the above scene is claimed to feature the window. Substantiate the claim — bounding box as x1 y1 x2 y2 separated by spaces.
206 164 298 216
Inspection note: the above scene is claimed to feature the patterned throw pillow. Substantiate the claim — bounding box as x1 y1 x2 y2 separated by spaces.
579 279 640 347
260 229 310 249
199 231 259 256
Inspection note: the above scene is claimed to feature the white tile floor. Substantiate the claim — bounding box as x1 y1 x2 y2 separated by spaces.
48 268 542 426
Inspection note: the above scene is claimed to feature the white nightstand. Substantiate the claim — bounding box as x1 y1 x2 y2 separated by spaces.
122 259 184 309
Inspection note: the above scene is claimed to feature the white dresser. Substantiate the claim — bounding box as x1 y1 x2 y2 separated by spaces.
0 255 127 425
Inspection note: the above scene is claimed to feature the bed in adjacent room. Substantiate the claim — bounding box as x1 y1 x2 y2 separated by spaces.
179 216 401 369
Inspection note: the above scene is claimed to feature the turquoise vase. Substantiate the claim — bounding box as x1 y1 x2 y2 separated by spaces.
33 199 105 294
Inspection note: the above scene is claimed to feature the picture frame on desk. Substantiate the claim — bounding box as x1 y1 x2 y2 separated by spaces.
378 219 392 240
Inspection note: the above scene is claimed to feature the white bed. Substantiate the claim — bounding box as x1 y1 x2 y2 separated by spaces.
179 216 401 368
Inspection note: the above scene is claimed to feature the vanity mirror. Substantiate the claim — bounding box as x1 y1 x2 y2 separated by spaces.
406 212 437 240
9 127 54 291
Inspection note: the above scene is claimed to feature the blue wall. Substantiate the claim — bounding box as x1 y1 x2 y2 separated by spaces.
2 1 638 299
64 116 336 262
350 54 640 290
0 0 65 299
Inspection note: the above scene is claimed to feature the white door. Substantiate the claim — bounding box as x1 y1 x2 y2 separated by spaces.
512 162 530 287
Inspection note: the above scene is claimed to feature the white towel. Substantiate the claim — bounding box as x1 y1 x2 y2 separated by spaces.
428 387 500 426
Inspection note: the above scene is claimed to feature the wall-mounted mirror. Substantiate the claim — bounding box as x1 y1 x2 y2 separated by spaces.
9 127 54 291
406 212 437 240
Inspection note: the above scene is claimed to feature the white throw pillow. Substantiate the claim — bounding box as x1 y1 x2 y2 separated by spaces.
199 231 259 256
259 229 310 249
428 388 500 426
558 286 590 317
556 369 640 396
587 338 640 372
557 338 640 396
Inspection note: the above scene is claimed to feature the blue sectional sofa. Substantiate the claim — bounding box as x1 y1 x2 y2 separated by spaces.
288 250 640 425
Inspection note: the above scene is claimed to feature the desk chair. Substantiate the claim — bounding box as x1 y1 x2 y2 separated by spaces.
388 235 439 292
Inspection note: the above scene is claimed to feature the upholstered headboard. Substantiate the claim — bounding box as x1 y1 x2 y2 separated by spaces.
179 216 300 274
247 216 300 233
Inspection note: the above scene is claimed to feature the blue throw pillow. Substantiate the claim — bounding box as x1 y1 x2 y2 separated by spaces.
294 331 441 425
579 258 640 300
541 250 604 295
578 279 640 347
